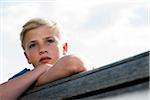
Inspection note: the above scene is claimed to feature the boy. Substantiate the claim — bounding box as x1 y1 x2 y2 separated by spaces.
0 18 86 100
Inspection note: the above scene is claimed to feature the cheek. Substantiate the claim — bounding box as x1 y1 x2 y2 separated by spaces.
49 44 63 58
26 50 38 61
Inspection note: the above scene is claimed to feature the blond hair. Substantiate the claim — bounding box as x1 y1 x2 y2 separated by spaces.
20 18 62 50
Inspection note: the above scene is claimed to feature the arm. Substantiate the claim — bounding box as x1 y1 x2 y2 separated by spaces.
0 65 50 100
35 55 87 86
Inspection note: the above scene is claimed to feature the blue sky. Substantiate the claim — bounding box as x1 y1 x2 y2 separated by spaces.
0 0 149 83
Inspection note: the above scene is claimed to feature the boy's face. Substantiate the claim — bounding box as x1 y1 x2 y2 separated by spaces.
23 25 67 67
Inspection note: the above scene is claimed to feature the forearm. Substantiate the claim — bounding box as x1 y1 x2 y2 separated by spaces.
36 55 86 86
0 67 47 100
35 66 71 86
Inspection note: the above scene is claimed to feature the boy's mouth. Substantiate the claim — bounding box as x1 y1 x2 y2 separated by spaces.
39 57 52 64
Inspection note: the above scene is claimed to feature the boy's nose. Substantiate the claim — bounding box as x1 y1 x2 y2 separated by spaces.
39 45 48 54
39 50 48 54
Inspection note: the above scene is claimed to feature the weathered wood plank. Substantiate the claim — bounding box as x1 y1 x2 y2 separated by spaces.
20 51 149 100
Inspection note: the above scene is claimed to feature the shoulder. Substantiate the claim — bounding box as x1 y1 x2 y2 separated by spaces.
9 68 30 80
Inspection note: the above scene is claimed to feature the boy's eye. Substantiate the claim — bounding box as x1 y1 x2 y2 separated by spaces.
47 39 55 43
29 43 36 49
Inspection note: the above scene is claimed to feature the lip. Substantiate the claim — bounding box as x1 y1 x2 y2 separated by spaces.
39 57 51 64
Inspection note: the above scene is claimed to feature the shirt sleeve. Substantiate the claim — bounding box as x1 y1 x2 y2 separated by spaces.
9 68 30 80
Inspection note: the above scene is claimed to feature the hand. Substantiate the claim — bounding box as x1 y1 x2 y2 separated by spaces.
36 64 53 73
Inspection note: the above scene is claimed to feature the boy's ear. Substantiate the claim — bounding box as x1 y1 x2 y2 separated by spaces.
24 52 31 64
63 42 68 55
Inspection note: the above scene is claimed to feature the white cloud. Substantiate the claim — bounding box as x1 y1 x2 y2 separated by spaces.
66 2 149 68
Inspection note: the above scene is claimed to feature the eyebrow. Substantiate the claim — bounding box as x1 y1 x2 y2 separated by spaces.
28 41 36 45
27 36 56 46
44 36 54 40
44 36 60 43
28 36 53 42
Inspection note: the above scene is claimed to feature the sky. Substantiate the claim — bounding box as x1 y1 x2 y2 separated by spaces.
0 0 149 84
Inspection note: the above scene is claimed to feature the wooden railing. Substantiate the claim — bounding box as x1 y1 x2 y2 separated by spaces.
20 51 149 100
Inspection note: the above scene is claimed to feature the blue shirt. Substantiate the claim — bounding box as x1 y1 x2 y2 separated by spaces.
9 68 30 80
